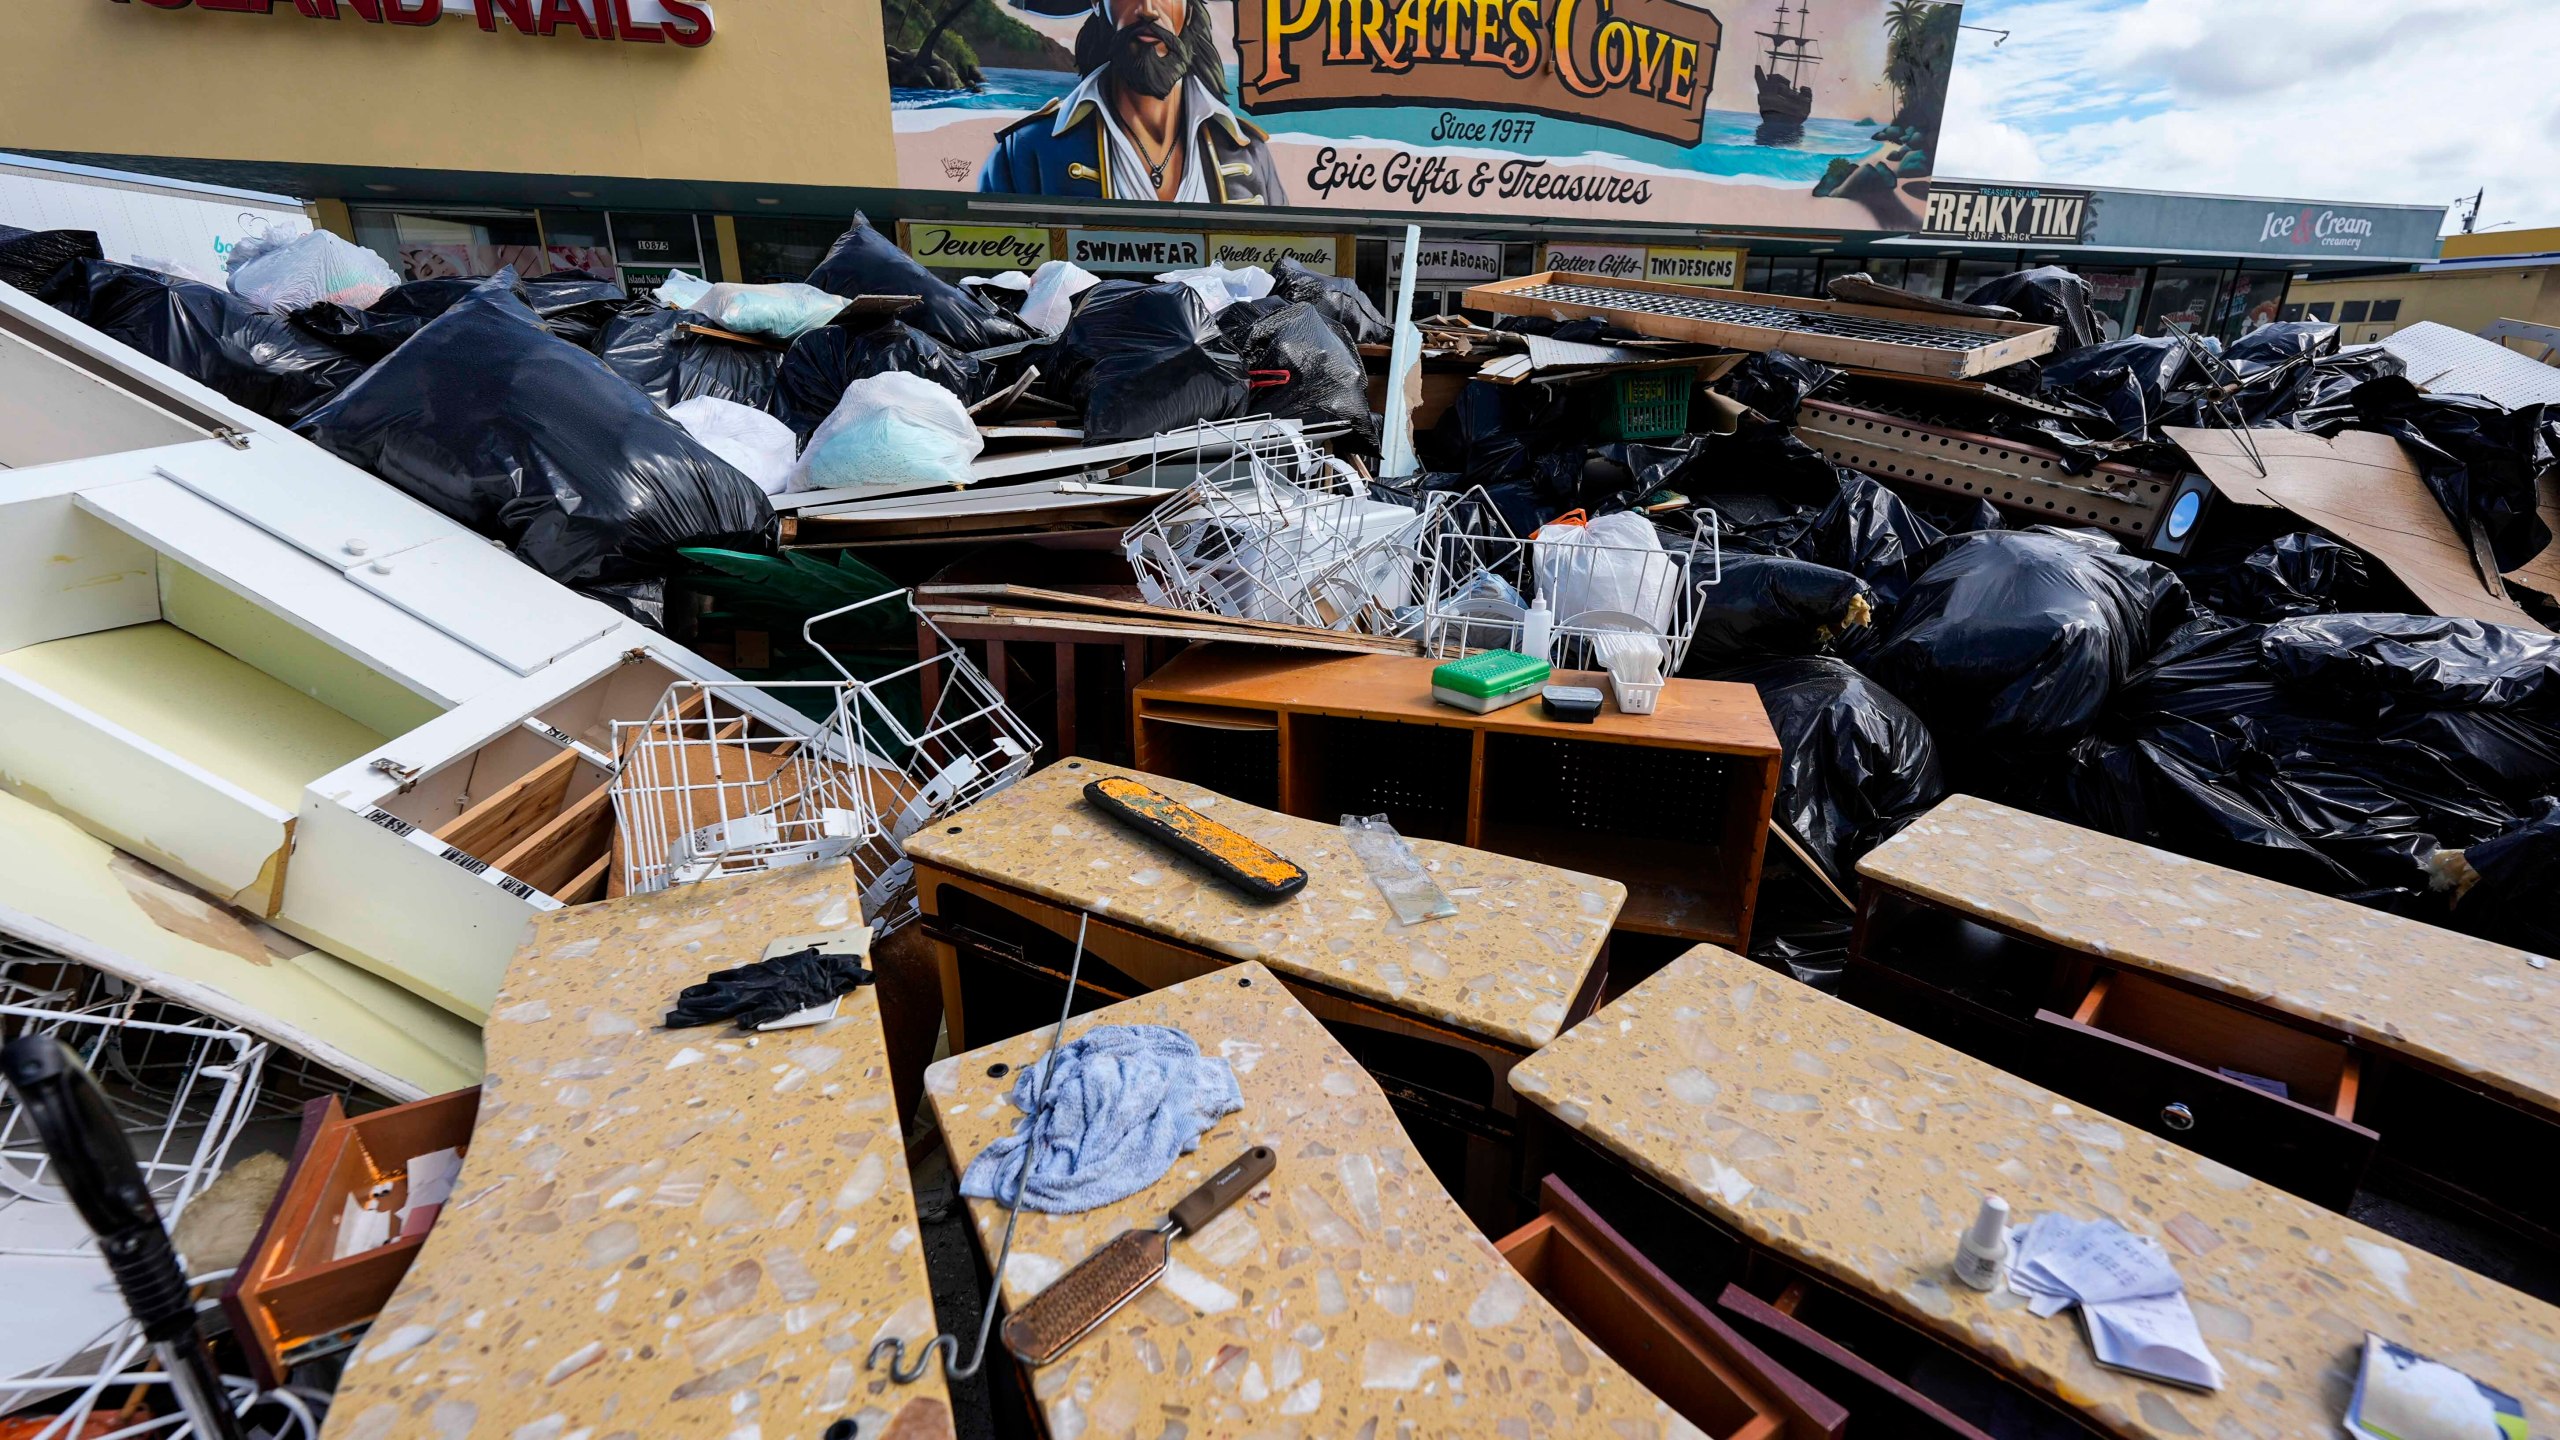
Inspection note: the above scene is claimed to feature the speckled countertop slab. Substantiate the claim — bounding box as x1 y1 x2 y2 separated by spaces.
323 864 954 1440
1857 794 2560 1113
928 962 1695 1439
903 759 1624 1051
1511 944 2560 1440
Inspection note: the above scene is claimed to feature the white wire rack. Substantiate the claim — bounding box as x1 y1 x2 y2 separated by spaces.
1413 491 1723 671
0 943 371 1440
1123 419 1438 634
610 590 1035 930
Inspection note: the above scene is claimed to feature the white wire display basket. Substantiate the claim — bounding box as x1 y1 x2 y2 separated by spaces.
609 590 1035 930
1123 422 1440 635
1413 490 1723 672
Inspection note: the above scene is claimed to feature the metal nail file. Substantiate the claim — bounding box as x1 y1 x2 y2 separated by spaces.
1000 1145 1277 1367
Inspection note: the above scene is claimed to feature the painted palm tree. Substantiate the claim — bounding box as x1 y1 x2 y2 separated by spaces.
1883 0 1935 120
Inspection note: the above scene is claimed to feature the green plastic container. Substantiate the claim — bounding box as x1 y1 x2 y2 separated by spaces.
1432 649 1553 713
1592 369 1692 442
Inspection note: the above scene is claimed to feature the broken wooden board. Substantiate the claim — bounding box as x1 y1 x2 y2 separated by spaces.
325 863 956 1440
2169 425 2550 632
1464 272 2057 379
2509 474 2560 604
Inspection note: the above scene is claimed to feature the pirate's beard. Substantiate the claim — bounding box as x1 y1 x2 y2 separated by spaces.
1108 20 1187 100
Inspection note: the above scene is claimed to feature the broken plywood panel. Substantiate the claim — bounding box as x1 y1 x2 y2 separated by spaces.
2170 425 2549 633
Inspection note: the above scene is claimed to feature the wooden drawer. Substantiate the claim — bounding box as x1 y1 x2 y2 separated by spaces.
2032 971 2376 1208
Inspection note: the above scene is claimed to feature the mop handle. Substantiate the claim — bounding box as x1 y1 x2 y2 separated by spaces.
2 1035 247 1440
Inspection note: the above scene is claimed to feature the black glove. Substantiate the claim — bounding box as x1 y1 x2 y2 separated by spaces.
665 947 875 1030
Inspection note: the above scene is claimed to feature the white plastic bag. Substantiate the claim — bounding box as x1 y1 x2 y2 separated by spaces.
657 269 848 341
668 396 799 496
1532 510 1679 632
226 231 398 313
1020 259 1101 335
788 371 983 493
1156 262 1275 314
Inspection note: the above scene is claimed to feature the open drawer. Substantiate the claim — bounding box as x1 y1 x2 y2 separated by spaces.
1497 1176 1845 1439
2033 969 2377 1208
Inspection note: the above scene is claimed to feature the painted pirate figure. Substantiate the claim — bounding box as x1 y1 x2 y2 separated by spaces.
978 0 1287 204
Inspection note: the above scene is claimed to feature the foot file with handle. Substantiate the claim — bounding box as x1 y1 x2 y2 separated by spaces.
1082 776 1308 900
1000 1144 1277 1367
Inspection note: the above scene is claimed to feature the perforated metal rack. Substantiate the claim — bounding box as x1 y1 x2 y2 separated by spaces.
1500 282 2000 352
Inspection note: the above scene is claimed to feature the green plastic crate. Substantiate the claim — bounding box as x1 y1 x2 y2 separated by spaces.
1592 369 1692 441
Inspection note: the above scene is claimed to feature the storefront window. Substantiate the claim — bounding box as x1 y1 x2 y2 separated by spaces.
2074 267 2146 342
536 210 616 281
734 216 847 284
1747 257 1819 296
2218 270 2289 339
1899 258 1951 298
611 213 704 270
1951 258 2014 303
1854 257 1909 288
350 208 543 280
2140 265 2227 336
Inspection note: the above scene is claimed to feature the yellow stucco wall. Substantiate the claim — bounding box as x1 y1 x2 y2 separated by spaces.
2287 267 2560 346
0 4 897 189
2441 227 2560 261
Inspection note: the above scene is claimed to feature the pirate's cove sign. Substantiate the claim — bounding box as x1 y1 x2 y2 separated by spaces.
1239 0 1721 143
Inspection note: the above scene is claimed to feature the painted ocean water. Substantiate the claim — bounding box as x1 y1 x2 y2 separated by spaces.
893 67 1885 185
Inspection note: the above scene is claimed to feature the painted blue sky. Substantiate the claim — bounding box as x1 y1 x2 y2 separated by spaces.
1934 0 2560 234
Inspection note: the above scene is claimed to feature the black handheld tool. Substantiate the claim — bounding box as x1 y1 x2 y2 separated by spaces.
2 1035 247 1440
1083 776 1308 901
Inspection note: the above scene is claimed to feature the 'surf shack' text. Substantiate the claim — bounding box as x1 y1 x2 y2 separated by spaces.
1239 0 1721 146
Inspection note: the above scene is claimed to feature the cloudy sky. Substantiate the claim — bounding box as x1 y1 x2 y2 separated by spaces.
1936 0 2560 234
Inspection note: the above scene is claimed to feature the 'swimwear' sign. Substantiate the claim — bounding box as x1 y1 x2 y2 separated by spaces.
1921 182 2092 245
109 0 715 44
1068 229 1209 272
901 223 1053 270
884 0 1961 228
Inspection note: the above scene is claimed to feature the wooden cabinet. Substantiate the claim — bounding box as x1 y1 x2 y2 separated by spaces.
1133 646 1781 947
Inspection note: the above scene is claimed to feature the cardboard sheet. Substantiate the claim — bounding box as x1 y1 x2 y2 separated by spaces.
2169 425 2549 633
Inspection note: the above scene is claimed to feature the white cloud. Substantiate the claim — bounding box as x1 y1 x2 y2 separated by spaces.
1937 0 2560 232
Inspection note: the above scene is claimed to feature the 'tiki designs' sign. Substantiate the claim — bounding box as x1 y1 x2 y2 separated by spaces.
1240 0 1721 144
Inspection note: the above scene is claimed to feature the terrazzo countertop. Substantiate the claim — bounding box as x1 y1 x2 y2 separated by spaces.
1857 795 2560 1113
928 962 1698 1440
323 865 954 1440
903 759 1624 1050
1510 944 2560 1440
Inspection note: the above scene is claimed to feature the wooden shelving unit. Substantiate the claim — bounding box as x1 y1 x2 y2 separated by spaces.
1132 647 1781 947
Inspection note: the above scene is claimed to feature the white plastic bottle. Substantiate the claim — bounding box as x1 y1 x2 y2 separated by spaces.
1520 596 1554 664
1953 1194 2011 1291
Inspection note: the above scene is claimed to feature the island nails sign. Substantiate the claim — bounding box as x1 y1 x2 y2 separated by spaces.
110 0 716 44
885 0 1961 228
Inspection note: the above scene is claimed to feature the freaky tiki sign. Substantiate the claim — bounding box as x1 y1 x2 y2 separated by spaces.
882 0 1962 228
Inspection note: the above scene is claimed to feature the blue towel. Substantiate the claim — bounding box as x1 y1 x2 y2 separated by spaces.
959 1023 1243 1214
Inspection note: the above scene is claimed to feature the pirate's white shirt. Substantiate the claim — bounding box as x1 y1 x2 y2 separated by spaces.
1054 69 1230 202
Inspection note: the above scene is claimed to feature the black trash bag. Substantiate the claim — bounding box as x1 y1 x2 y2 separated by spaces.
2225 321 2339 371
2036 335 2189 441
290 275 500 361
1864 528 2193 756
1040 281 1246 442
2298 378 2554 575
1213 293 1293 352
0 227 104 293
1962 267 2102 357
2261 612 2560 712
597 305 784 414
1712 350 1837 425
1237 300 1377 449
295 274 777 589
43 258 369 424
2196 533 2370 621
1638 418 1844 511
1708 655 1947 891
777 320 984 442
2291 342 2407 420
802 212 1036 352
2441 799 2560 957
1683 553 1873 667
1271 256 1391 346
520 270 628 351
1795 471 1954 612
